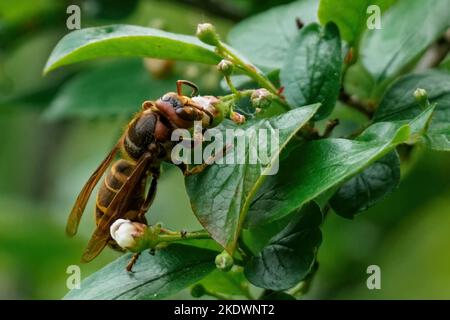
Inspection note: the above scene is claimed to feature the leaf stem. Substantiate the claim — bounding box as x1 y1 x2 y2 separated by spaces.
136 226 212 252
219 44 277 94
158 229 211 242
220 89 287 113
216 43 290 111
220 89 254 101
225 75 239 96
203 288 233 300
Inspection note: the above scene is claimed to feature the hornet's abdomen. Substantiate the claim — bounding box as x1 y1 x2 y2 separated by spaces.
95 159 144 224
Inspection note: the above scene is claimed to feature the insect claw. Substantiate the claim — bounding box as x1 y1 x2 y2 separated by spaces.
126 252 141 272
180 229 187 238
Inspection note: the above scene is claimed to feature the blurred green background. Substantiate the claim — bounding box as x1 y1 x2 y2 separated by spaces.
0 0 449 299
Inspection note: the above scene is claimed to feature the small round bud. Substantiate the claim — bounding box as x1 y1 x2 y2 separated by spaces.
215 251 234 271
251 88 273 109
110 219 147 250
196 23 220 46
217 59 234 76
230 111 246 124
190 284 206 298
414 88 428 106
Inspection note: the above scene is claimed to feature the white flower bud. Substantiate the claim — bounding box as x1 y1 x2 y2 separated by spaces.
414 88 431 110
251 88 272 109
414 88 428 106
217 59 234 76
230 111 245 124
196 23 220 46
110 219 146 250
215 251 234 271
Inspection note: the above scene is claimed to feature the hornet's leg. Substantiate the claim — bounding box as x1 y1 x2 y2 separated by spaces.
126 253 141 273
178 123 204 149
179 143 232 176
138 170 160 220
127 169 159 272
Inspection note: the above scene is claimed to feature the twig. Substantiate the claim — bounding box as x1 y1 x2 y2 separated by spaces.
323 119 340 138
415 29 450 70
339 89 374 118
298 122 321 140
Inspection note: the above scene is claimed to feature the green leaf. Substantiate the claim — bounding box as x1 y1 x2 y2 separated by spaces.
360 0 450 83
280 22 342 119
330 151 400 219
185 104 320 253
44 24 221 74
246 122 410 227
44 59 177 119
244 202 322 291
197 269 250 297
374 70 450 151
241 213 296 256
228 0 319 70
318 0 396 45
64 244 217 300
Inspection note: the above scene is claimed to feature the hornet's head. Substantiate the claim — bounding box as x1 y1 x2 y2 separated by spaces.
154 80 222 129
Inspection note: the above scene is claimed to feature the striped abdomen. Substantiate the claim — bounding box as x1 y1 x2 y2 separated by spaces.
95 159 144 224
